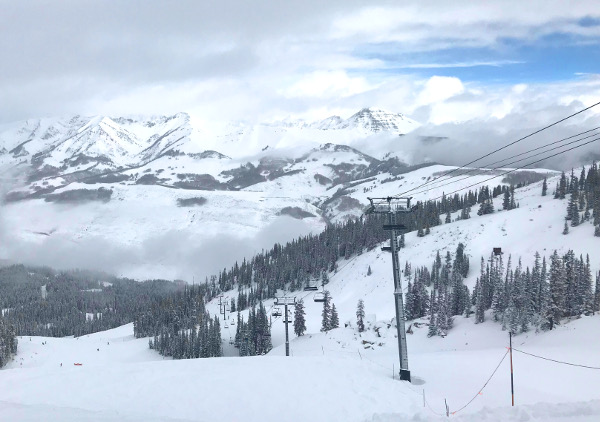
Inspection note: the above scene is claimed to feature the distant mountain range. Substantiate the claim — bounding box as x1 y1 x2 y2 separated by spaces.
0 107 550 279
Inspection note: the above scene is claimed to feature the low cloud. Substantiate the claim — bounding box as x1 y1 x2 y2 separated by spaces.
0 212 314 282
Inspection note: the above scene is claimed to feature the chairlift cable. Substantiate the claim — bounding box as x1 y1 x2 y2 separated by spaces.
409 131 600 198
394 100 600 198
424 135 600 202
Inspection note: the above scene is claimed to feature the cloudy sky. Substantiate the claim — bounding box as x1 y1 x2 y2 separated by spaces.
1 1 600 126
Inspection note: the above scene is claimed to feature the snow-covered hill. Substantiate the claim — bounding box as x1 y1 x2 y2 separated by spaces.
1 167 599 421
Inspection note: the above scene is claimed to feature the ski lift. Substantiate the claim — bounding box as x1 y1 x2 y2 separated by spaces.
230 319 235 326
304 282 318 291
493 247 503 256
313 292 326 303
272 307 282 317
224 322 229 329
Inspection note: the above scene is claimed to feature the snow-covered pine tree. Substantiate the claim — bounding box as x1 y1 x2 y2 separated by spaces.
491 255 506 322
542 177 548 196
503 189 511 210
547 251 567 330
427 290 438 337
563 250 578 317
460 206 471 219
594 272 600 314
405 281 415 320
294 299 307 336
0 317 18 368
356 299 365 333
321 290 332 332
580 255 594 316
563 220 569 235
367 265 372 276
475 277 485 323
330 304 339 329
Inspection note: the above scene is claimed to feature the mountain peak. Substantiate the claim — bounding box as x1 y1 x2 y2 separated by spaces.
339 107 418 134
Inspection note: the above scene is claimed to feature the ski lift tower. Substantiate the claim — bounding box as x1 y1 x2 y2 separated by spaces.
274 296 296 357
365 196 414 382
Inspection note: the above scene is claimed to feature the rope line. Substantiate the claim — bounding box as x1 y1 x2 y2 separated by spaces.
513 348 600 370
451 350 509 415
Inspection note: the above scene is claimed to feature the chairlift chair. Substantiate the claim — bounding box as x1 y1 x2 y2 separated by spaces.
313 292 326 303
272 307 282 317
304 283 318 291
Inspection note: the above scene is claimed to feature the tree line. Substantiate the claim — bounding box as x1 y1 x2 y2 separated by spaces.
0 264 184 337
135 285 223 359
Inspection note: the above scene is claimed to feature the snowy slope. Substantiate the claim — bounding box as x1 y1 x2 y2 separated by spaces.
209 171 600 418
1 171 599 421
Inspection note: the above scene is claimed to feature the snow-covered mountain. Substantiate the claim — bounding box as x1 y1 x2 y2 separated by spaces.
0 108 554 279
324 107 419 133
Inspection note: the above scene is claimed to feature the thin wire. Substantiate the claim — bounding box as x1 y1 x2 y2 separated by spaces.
409 128 600 196
394 100 600 198
426 136 600 202
409 133 600 198
513 348 600 370
451 350 509 415
425 397 446 417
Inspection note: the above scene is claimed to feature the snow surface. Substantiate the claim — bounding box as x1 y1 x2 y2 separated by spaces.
2 172 600 421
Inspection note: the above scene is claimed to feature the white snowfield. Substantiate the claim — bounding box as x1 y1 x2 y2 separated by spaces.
2 173 600 421
2 316 599 421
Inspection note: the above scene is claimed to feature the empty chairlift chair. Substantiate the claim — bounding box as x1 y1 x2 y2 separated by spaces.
304 282 318 291
272 307 282 317
313 292 326 303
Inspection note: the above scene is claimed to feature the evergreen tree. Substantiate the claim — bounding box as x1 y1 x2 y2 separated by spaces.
558 171 567 199
330 304 339 329
503 189 511 210
563 220 569 235
321 290 332 332
294 299 307 337
475 278 485 323
547 251 566 330
594 272 600 314
367 265 372 276
321 272 329 286
542 177 547 196
427 290 437 337
460 206 471 220
0 317 18 368
356 299 365 333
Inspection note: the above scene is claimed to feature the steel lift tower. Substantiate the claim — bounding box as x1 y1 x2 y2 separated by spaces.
365 196 413 382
